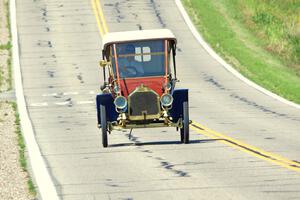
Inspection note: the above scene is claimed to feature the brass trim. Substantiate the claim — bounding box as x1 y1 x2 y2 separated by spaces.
109 119 181 130
128 85 161 120
112 52 164 58
116 75 166 80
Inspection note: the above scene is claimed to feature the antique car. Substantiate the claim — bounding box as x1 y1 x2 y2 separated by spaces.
96 29 189 147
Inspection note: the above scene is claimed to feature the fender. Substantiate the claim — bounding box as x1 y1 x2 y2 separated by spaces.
96 93 118 124
169 89 189 122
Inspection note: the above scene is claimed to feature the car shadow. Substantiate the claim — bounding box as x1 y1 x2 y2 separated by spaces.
108 139 219 148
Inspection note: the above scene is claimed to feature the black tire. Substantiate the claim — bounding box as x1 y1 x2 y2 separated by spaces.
180 129 184 143
100 104 108 148
180 101 189 144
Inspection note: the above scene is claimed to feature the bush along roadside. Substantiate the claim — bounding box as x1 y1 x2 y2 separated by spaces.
182 0 300 104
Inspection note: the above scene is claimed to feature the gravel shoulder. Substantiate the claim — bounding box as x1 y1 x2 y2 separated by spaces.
0 0 10 92
0 0 35 199
0 103 33 200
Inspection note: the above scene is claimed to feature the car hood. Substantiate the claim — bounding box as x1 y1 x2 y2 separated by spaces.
120 76 165 97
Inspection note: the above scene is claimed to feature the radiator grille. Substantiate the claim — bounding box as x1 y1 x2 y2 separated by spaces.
128 86 160 120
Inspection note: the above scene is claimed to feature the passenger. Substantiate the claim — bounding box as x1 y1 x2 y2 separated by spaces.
119 44 144 77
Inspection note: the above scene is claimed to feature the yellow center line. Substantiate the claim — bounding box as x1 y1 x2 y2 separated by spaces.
191 121 300 173
91 0 104 37
90 0 300 173
91 0 109 37
95 0 109 34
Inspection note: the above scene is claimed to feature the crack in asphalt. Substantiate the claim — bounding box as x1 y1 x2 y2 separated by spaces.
149 0 166 27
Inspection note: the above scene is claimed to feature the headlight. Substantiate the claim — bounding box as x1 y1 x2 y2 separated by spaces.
160 94 173 107
114 96 127 110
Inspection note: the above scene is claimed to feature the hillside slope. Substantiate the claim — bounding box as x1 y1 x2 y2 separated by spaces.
183 0 300 104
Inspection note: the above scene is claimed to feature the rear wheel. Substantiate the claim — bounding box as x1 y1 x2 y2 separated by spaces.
100 104 108 148
180 101 189 144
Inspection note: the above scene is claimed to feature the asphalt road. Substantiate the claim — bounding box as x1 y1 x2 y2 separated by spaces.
16 0 300 199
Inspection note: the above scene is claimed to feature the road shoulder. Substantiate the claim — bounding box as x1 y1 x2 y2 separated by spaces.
0 0 35 199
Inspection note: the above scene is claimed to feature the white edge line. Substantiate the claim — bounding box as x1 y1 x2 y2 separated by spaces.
10 0 60 200
175 0 300 110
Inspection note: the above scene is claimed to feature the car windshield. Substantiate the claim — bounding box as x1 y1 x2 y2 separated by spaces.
111 40 167 78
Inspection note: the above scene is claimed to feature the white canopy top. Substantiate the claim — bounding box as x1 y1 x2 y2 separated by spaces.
102 29 177 50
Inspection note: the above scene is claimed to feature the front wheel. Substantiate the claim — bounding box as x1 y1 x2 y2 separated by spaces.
180 101 189 144
100 104 108 148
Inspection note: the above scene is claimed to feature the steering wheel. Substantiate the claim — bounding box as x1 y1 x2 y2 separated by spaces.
120 66 139 77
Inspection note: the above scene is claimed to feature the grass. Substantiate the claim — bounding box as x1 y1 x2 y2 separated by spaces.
0 0 12 90
182 0 300 104
7 50 12 90
0 65 2 87
11 102 37 196
0 42 12 90
0 42 12 50
6 0 12 91
233 0 300 72
0 42 11 89
5 0 11 40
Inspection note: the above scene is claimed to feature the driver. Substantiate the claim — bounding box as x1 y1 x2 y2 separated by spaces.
119 44 144 77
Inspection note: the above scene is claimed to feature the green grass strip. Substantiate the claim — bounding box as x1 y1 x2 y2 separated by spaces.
183 0 300 104
5 0 12 40
0 0 13 90
0 42 12 50
0 43 12 90
7 50 12 90
2 1 36 196
5 0 13 90
11 102 37 196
